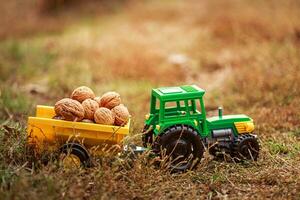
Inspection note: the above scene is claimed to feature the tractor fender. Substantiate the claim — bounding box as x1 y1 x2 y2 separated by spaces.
158 124 201 137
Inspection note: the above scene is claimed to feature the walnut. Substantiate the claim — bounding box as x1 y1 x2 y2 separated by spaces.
82 99 99 120
54 98 84 121
94 96 102 105
71 86 95 103
100 91 121 109
94 107 115 125
111 104 130 126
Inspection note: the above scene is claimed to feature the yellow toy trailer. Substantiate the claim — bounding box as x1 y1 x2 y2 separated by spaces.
27 105 130 167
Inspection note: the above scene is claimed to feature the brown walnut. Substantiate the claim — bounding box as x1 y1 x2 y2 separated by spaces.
94 107 115 125
71 86 95 103
100 91 121 109
111 104 130 126
82 99 99 120
54 98 84 121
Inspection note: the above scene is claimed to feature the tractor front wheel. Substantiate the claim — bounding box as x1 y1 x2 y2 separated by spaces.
155 125 204 172
233 134 260 161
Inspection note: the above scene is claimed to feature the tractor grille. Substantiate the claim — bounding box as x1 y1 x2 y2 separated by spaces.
234 121 254 134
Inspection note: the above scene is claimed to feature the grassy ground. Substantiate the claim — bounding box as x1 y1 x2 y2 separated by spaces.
0 0 300 199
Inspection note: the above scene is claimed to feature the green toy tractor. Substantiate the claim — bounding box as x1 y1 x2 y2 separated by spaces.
142 85 259 171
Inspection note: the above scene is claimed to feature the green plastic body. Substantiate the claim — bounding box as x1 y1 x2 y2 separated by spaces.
144 85 253 138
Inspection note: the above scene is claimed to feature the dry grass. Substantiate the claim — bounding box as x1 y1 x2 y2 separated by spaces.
0 0 300 199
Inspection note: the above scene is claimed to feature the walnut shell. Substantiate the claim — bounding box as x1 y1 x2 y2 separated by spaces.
100 91 121 109
94 107 115 125
94 96 101 105
82 99 99 120
111 104 130 126
54 98 84 121
71 86 95 103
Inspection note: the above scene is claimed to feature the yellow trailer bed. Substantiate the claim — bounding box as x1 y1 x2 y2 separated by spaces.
27 105 130 149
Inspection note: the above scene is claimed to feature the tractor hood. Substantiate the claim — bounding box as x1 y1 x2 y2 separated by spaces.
207 114 252 126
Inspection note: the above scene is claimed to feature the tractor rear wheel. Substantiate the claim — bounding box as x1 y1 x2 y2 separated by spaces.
155 125 204 172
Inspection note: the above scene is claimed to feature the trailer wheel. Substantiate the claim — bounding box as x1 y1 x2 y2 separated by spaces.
156 125 204 172
59 143 91 169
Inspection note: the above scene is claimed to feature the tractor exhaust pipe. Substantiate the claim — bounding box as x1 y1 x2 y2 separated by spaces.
218 107 223 118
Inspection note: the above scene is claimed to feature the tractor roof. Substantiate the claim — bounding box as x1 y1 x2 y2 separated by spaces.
152 85 205 101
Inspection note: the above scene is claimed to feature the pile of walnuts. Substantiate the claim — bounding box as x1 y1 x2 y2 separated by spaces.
54 86 130 126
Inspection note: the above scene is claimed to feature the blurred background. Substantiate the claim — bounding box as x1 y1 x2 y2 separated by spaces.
1 0 299 126
0 0 300 199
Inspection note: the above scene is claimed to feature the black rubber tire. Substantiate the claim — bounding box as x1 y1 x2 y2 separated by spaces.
156 125 204 172
59 143 91 167
233 134 260 161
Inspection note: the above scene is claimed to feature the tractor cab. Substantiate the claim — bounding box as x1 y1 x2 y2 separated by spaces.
144 85 208 136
